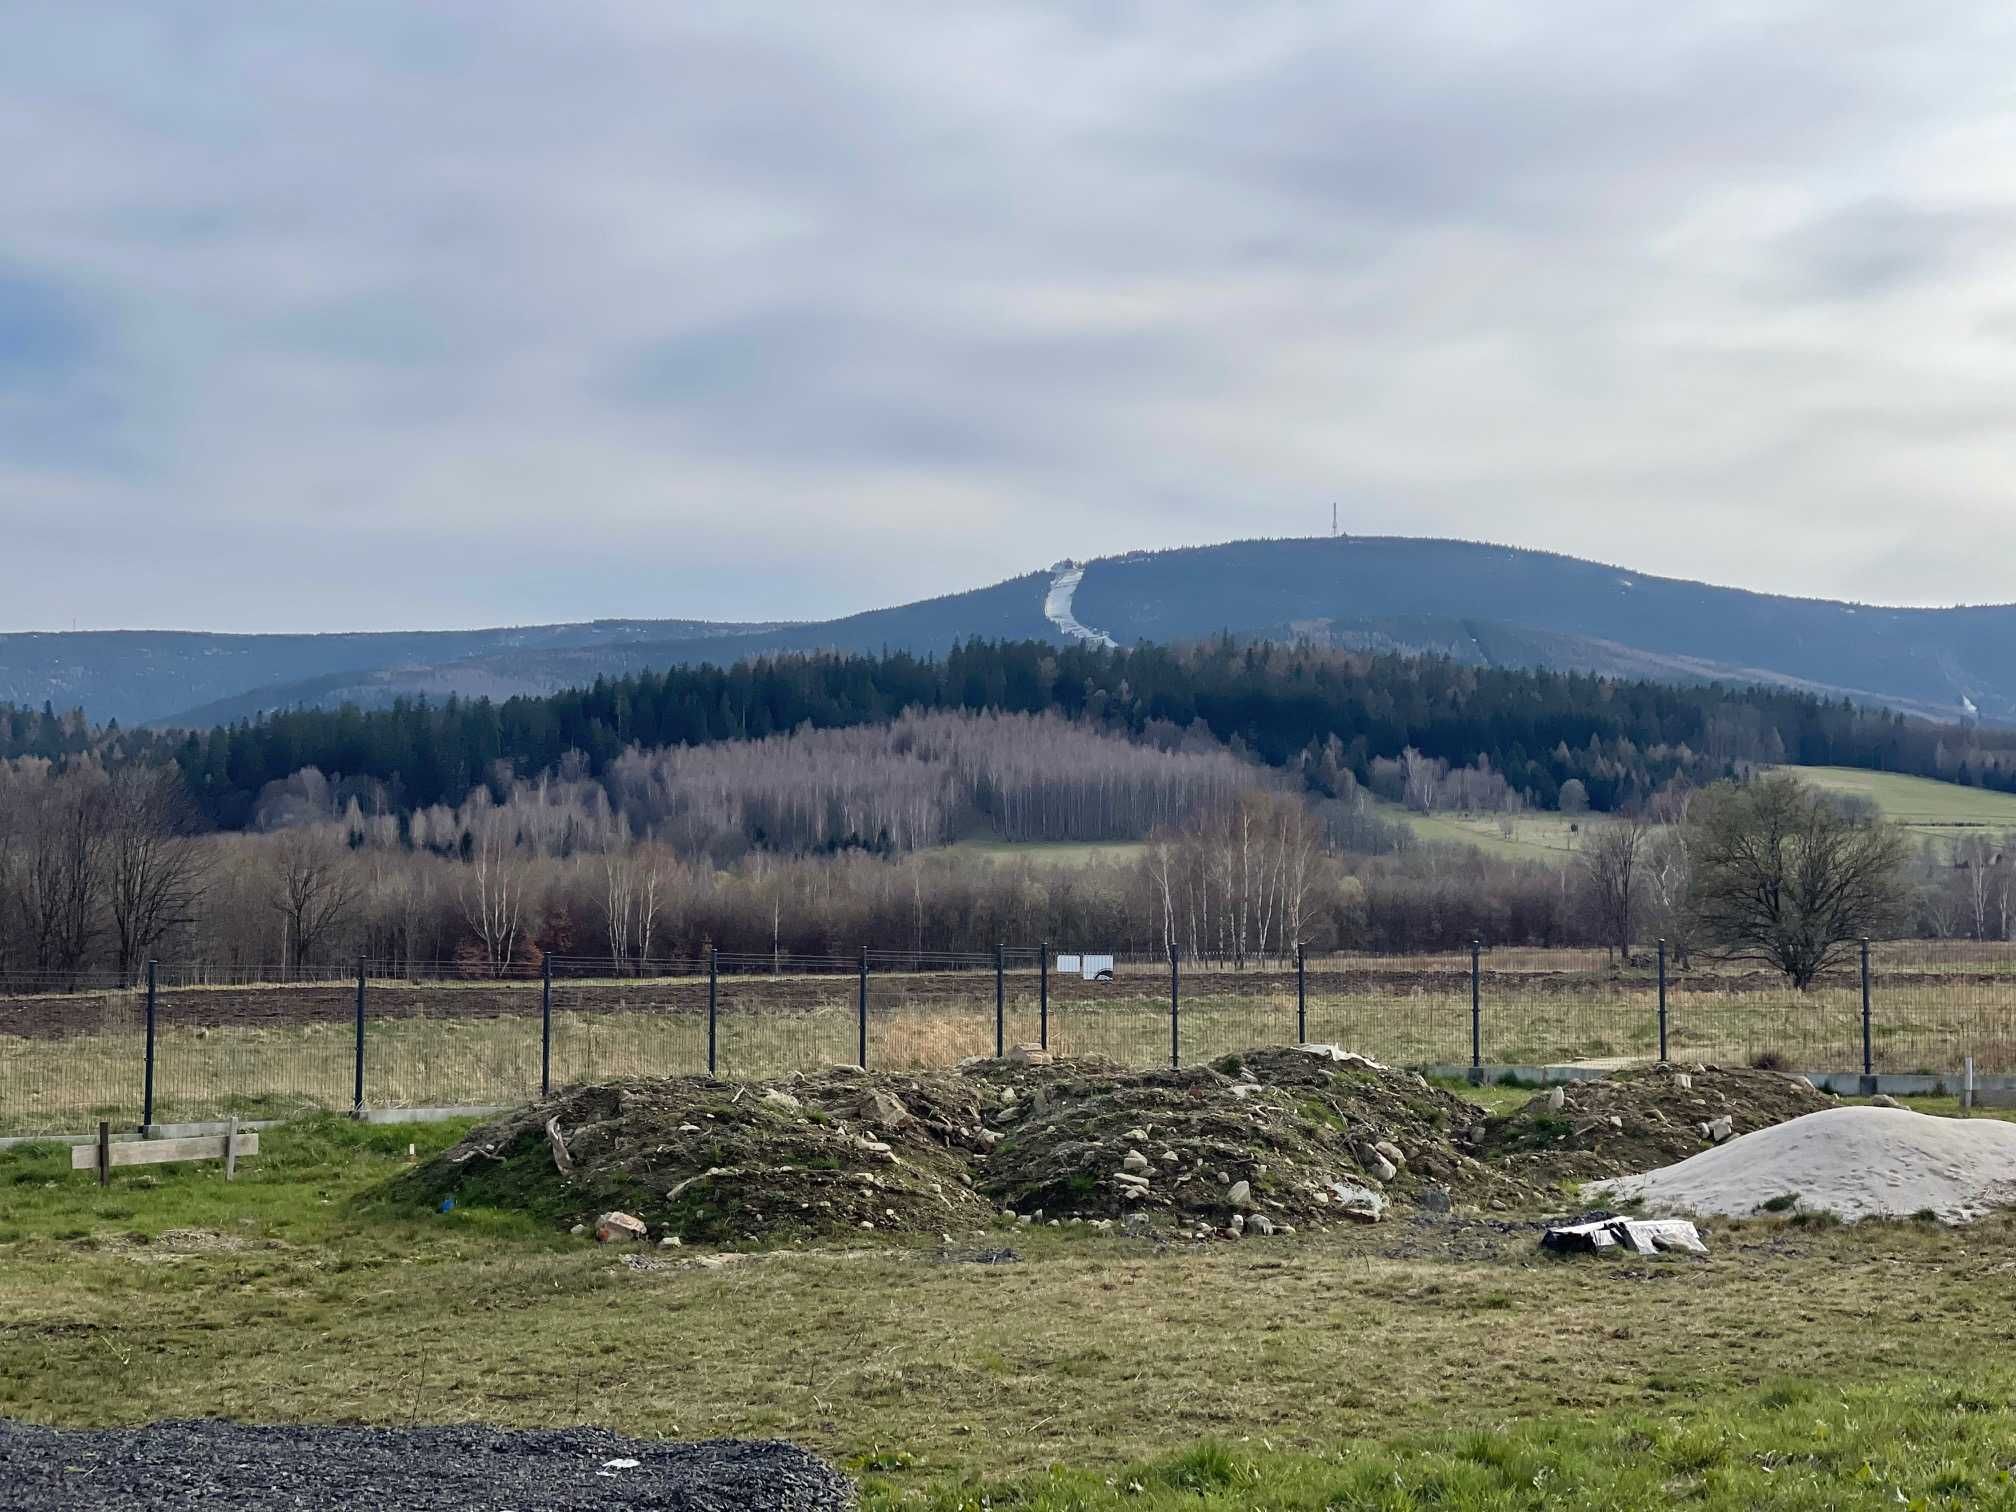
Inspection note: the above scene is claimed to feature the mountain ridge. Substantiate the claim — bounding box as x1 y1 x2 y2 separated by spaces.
4 537 2008 729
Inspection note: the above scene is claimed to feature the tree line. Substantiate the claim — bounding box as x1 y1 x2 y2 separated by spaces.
9 639 2016 829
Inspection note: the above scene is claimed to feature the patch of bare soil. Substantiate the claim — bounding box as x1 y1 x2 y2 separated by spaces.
1480 1063 1835 1181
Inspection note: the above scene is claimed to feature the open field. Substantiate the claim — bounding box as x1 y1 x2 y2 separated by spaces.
1787 764 2016 852
943 837 1152 867
1371 798 1617 862
6 1112 2016 1508
8 947 2016 1135
1378 765 2016 867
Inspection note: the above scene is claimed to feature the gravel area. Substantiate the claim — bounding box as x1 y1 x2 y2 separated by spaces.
0 1420 854 1511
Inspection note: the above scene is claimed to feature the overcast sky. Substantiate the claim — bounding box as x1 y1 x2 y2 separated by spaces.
6 3 2016 632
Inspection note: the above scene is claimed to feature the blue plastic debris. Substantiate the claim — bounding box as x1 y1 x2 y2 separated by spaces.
438 1197 455 1214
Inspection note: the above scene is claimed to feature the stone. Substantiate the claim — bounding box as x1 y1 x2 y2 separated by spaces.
1324 1180 1386 1221
1547 1086 1567 1111
1159 1150 1180 1165
1359 1146 1397 1183
1608 1116 1624 1130
1870 1093 1903 1109
1007 1043 1052 1065
1124 1127 1151 1142
1248 1213 1275 1237
1227 1179 1252 1206
1468 1124 1487 1144
569 1223 588 1236
658 1236 682 1248
595 1211 648 1244
760 1088 802 1112
1123 1149 1151 1173
1373 1141 1405 1170
1704 1115 1734 1143
677 1123 703 1133
1419 1185 1452 1214
860 1090 912 1130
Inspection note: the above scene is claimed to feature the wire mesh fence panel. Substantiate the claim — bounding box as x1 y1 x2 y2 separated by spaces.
365 978 545 1111
1480 948 1655 1067
865 966 999 1071
1304 954 1474 1067
0 982 146 1137
1168 962 1300 1065
1665 955 1861 1073
712 957 861 1079
1872 940 2016 1075
150 983 357 1124
550 974 710 1091
1046 960 1179 1069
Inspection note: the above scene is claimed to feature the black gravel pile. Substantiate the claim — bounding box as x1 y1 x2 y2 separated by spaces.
0 1421 854 1511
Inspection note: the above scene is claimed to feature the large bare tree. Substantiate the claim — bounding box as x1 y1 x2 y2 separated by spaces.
1688 774 1909 988
104 765 212 984
268 826 358 977
1577 818 1648 961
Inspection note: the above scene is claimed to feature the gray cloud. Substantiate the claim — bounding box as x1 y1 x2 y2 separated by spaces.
5 1 2016 630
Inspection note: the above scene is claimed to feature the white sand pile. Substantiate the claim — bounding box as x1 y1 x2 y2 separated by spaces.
1587 1106 2016 1224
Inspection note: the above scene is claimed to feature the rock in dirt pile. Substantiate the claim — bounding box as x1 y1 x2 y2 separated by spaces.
1480 1062 1834 1180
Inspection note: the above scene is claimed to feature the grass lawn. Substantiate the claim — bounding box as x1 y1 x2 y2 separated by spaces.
6 1109 2016 1507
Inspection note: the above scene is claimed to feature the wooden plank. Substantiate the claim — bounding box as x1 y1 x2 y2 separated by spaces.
70 1132 260 1170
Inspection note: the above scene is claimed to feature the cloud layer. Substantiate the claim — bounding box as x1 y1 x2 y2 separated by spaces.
7 2 2016 630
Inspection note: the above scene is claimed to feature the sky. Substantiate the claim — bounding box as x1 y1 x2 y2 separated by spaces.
6 2 2016 632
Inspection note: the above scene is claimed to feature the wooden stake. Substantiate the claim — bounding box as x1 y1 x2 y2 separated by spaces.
97 1120 110 1188
225 1114 240 1180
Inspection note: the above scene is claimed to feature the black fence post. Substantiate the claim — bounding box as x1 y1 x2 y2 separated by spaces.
1170 947 1180 1069
1039 941 1049 1051
1469 937 1482 1084
858 946 869 1070
540 952 553 1098
352 955 367 1116
707 945 719 1077
1657 938 1668 1063
994 942 1005 1058
1860 937 1875 1091
141 958 158 1134
1296 944 1306 1045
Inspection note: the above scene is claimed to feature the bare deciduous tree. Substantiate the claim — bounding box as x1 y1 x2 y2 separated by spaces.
268 827 358 977
105 766 211 984
1577 818 1648 961
1688 775 1909 988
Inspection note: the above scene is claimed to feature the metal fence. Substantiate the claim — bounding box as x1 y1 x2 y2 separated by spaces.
4 939 2014 1137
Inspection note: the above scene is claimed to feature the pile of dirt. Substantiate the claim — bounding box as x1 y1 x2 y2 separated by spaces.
973 1046 1549 1232
1480 1063 1834 1181
391 1066 998 1244
396 1047 1570 1244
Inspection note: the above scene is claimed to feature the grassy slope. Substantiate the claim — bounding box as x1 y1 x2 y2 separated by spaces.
7 1105 2016 1509
1789 764 2016 854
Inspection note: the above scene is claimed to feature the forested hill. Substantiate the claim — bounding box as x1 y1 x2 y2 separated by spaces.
11 536 2016 729
8 641 2015 830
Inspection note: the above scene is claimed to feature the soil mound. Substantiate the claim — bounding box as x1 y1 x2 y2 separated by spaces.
392 1067 996 1243
976 1046 1548 1230
1481 1064 1833 1181
1588 1105 2016 1223
394 1047 1565 1244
